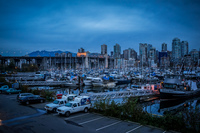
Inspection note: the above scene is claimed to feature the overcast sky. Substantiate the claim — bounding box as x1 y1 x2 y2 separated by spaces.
0 0 200 56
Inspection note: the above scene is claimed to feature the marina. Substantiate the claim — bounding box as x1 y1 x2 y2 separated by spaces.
1 53 200 133
1 0 200 132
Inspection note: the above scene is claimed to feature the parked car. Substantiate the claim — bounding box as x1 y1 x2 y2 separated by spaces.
19 95 45 105
44 94 77 113
5 88 21 94
17 93 34 101
0 85 9 93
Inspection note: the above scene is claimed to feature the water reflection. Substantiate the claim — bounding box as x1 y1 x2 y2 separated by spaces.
160 98 200 114
142 97 200 116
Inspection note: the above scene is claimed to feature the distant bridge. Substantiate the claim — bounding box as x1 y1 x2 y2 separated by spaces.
0 55 114 69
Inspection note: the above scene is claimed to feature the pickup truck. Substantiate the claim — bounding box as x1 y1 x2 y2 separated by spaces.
45 99 67 112
57 101 91 117
5 88 21 94
0 85 9 93
44 94 77 113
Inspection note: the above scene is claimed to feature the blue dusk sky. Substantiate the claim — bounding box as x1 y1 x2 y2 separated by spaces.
0 0 200 56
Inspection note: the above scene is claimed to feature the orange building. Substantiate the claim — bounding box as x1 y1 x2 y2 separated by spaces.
77 52 87 57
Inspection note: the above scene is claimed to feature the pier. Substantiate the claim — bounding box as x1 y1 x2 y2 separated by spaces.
19 81 67 86
81 89 156 101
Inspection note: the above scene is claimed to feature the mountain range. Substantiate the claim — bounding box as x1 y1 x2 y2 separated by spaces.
28 50 76 57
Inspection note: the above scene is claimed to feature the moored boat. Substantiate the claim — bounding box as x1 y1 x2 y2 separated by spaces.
92 77 104 87
160 74 200 100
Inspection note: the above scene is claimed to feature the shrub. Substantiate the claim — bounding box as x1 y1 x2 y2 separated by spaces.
40 90 55 101
91 97 199 133
21 85 30 93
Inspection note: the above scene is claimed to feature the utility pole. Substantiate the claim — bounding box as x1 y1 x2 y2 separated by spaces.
65 53 66 70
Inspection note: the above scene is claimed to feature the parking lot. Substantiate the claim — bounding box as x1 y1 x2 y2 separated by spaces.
0 94 175 133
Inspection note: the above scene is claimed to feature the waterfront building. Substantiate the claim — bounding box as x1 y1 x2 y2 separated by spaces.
114 43 121 59
139 43 147 66
101 44 107 55
172 38 181 62
181 41 188 57
162 43 167 52
127 58 136 68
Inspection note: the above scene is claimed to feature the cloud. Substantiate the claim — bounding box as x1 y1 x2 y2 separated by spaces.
0 0 200 55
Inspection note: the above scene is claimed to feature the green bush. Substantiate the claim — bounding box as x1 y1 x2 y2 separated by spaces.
0 77 12 87
40 90 55 101
21 85 30 93
91 97 199 133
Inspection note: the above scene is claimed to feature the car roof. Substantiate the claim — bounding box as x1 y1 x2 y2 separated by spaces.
20 93 33 95
55 99 66 101
69 101 79 103
68 94 77 96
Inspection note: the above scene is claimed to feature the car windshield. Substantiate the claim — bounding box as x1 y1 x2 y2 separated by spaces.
68 96 74 101
22 97 28 100
53 100 59 104
65 103 72 107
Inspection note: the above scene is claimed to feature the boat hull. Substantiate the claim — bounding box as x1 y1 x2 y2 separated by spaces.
84 81 92 86
115 79 131 85
160 89 200 100
92 83 104 87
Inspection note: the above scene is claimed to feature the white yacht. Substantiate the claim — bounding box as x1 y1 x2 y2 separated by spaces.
92 77 104 87
84 77 93 86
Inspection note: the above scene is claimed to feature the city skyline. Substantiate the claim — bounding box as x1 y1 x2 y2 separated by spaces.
1 0 200 56
0 37 199 57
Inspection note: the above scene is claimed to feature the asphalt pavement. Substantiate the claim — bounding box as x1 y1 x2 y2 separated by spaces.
0 93 176 133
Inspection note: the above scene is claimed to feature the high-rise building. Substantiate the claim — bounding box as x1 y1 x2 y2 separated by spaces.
167 51 172 63
199 48 200 59
172 38 181 61
139 43 147 66
162 43 167 52
181 41 188 57
101 44 107 55
114 43 121 59
148 47 157 67
149 47 156 61
130 48 137 60
123 48 137 60
110 51 113 57
190 49 199 62
123 49 129 60
159 52 170 68
147 44 152 58
78 48 85 53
